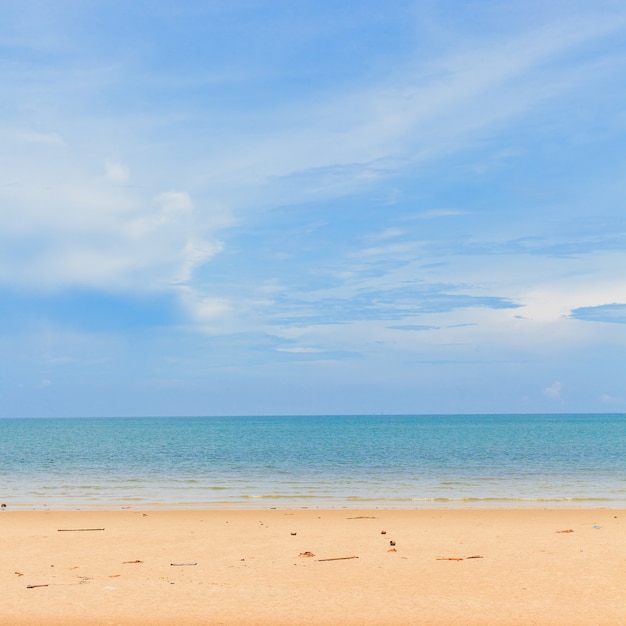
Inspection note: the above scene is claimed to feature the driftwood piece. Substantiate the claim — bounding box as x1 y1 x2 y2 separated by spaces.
57 528 105 532
316 556 359 562
170 562 197 566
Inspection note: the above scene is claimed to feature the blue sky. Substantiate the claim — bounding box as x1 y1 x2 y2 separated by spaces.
2 0 625 417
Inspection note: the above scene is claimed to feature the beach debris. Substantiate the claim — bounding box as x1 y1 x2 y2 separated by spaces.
109 574 121 578
557 529 574 533
290 532 297 536
123 560 143 564
1 503 6 508
389 540 396 546
592 525 601 529
381 530 387 534
436 555 484 561
347 516 376 519
388 548 397 552
170 562 197 566
465 555 484 559
57 528 105 532
299 551 315 558
316 556 359 562
14 571 23 576
28 578 90 588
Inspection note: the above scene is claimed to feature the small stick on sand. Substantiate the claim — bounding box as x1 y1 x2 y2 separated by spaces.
316 556 359 562
57 528 105 532
170 562 197 566
26 584 49 589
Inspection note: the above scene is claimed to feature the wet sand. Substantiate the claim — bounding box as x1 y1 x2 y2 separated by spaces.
2 508 625 625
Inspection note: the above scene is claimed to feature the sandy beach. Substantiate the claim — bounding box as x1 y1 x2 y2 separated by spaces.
2 508 625 625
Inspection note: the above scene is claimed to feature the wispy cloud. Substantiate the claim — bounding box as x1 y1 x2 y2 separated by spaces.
569 303 626 324
386 324 440 332
2 2 626 414
183 11 626 209
14 129 66 146
414 209 469 219
263 286 521 326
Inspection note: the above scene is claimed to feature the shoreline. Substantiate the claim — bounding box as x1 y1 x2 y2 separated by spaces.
3 507 625 625
4 495 623 513
2 501 623 512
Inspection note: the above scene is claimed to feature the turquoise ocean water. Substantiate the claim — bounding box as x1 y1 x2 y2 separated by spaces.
1 414 625 510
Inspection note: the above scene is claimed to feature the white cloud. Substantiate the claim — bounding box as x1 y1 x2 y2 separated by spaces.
105 159 130 183
276 346 322 353
600 393 622 405
178 287 232 324
372 227 405 240
350 241 418 259
0 174 223 298
16 130 66 146
155 191 194 215
416 209 468 219
543 380 562 400
176 237 224 284
521 272 626 324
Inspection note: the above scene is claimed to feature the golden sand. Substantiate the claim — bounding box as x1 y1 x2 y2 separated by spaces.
2 508 625 625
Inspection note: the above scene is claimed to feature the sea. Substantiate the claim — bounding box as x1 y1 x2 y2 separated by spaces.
1 414 625 510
